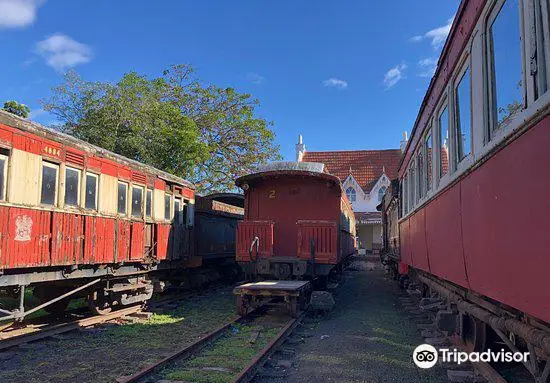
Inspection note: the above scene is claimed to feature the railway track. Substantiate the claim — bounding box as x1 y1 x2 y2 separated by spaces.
116 307 306 383
0 305 142 350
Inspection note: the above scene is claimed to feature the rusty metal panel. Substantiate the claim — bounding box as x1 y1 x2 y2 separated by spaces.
408 209 430 272
195 212 240 260
236 221 274 261
130 222 144 260
424 186 468 289
296 220 337 264
116 220 130 262
5 208 51 267
461 117 550 324
156 223 170 261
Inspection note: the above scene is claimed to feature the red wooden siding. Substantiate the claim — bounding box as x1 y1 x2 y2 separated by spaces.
296 220 337 264
116 220 130 262
236 220 274 262
408 209 430 273
156 223 170 261
130 222 145 260
4 208 51 268
51 213 85 266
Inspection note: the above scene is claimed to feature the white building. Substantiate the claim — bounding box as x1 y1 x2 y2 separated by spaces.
296 135 402 254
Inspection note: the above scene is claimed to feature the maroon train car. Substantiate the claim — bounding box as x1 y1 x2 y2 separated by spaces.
382 0 550 379
235 162 356 281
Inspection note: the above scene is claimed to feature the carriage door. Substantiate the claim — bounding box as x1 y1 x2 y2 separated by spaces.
171 196 185 260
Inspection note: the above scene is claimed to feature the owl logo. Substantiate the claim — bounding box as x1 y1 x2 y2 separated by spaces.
15 215 33 242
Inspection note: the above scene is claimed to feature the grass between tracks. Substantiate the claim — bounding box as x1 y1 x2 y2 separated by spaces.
0 288 236 383
158 322 283 383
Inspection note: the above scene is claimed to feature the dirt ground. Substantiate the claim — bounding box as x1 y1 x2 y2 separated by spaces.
256 258 448 383
0 287 237 383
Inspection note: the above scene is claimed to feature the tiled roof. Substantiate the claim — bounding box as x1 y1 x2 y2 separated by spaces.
302 149 402 192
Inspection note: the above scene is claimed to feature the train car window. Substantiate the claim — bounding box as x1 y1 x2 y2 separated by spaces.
164 193 171 220
488 0 523 132
64 167 80 207
438 106 449 177
117 181 128 215
131 186 144 218
403 173 408 214
146 189 152 218
425 131 433 192
417 150 424 200
0 148 9 201
531 0 549 98
41 161 59 206
455 67 472 162
174 197 182 223
409 164 415 208
85 173 98 210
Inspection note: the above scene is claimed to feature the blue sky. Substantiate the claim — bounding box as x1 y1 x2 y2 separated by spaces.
0 0 459 161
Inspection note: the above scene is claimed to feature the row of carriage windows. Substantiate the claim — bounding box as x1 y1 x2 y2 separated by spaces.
402 0 549 216
0 155 184 221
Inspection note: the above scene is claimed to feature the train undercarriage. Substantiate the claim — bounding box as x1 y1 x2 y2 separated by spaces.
394 267 550 382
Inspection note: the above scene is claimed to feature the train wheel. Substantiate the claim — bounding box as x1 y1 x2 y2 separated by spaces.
461 314 487 352
87 291 112 315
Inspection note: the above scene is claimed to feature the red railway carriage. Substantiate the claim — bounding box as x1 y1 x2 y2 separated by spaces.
235 162 356 280
0 110 197 318
382 0 550 379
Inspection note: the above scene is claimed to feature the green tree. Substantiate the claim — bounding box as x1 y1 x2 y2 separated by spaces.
2 100 30 118
41 65 280 192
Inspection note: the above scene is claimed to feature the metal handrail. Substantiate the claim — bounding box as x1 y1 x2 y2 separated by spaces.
249 236 260 261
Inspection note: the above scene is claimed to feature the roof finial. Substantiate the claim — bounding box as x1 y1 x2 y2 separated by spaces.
349 165 352 174
382 165 385 174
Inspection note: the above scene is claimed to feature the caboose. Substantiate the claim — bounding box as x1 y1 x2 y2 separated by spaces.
235 162 356 282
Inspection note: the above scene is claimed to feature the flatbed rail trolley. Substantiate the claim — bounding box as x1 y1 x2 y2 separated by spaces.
233 280 311 318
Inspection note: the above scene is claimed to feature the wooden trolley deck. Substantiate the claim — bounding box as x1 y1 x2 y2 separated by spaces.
233 280 311 317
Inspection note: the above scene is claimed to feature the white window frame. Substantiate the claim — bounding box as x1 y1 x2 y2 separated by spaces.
117 181 129 216
64 166 81 208
40 161 59 206
0 152 8 201
164 192 172 221
435 96 451 188
145 188 153 219
452 56 476 177
345 186 356 203
84 172 99 211
131 184 145 218
424 127 434 197
485 0 527 139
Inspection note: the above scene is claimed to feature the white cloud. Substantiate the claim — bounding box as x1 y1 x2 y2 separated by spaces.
35 33 92 72
383 63 407 89
417 57 437 78
246 72 264 84
409 17 454 48
0 0 43 29
323 78 348 90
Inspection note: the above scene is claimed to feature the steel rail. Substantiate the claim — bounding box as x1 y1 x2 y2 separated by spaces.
115 314 244 383
0 305 141 350
232 310 306 383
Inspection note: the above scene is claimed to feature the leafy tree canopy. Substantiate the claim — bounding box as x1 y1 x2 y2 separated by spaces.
3 100 30 118
41 65 280 192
